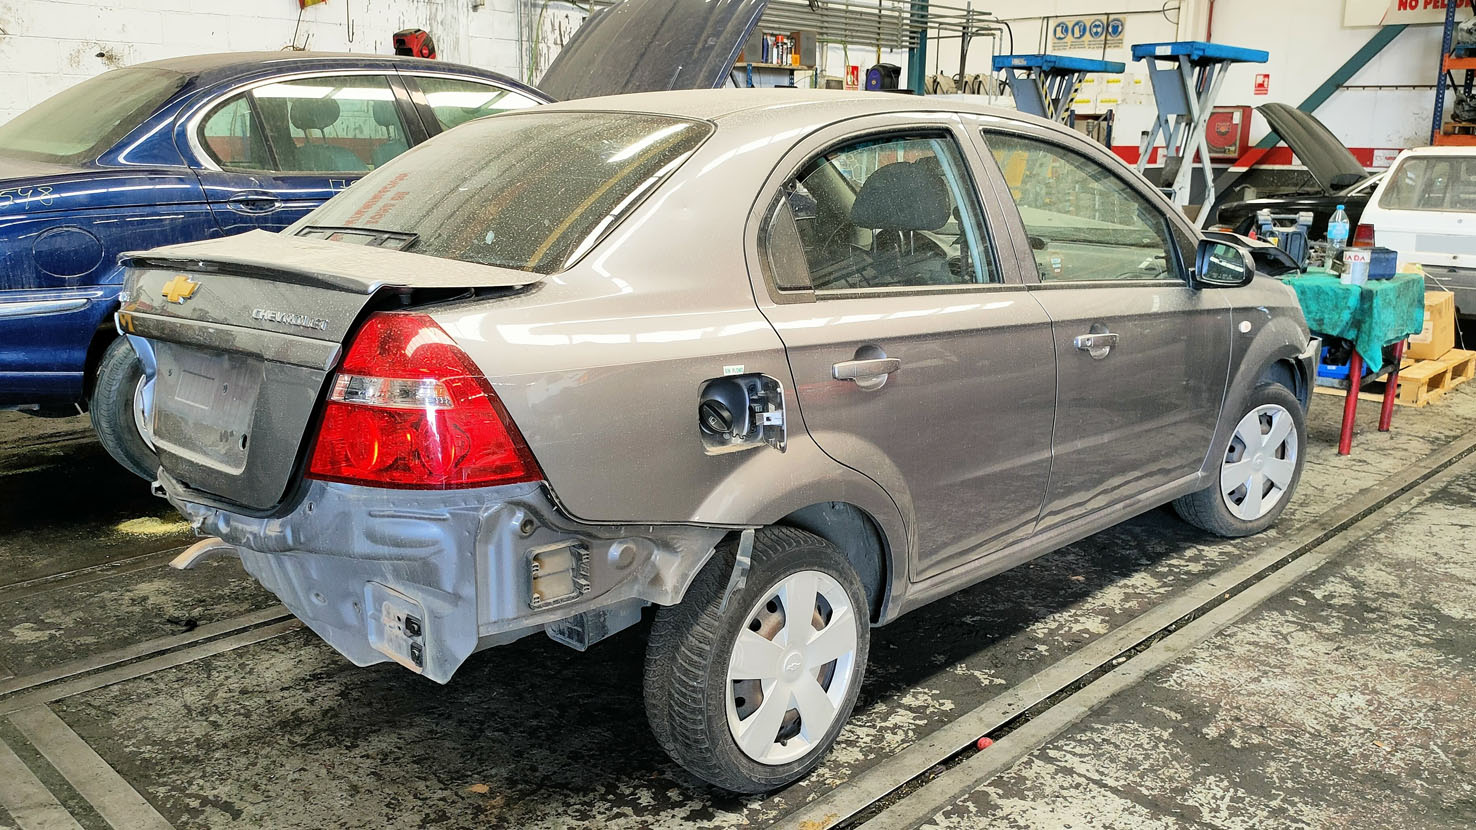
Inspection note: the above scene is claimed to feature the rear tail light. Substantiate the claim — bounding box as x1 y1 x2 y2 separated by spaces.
1352 223 1375 248
307 312 541 489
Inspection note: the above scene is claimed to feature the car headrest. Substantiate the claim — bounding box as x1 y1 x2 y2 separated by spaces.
850 161 950 231
371 99 399 128
290 97 341 132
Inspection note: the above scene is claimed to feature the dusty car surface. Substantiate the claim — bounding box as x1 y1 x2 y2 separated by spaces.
118 90 1318 793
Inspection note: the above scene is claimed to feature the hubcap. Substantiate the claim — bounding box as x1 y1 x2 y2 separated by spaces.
725 570 859 766
1221 404 1297 521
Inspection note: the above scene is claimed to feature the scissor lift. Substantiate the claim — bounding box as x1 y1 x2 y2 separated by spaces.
1131 41 1268 225
992 53 1126 123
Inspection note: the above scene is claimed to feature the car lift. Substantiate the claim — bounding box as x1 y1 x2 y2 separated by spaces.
991 53 1125 123
1131 41 1268 225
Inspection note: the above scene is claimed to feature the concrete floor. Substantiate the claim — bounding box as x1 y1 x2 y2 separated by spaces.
0 382 1473 830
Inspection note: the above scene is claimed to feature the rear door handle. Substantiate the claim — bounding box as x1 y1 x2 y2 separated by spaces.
1073 331 1119 359
227 191 281 213
833 357 902 391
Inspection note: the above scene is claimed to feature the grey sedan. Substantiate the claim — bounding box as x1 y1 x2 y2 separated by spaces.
118 90 1318 793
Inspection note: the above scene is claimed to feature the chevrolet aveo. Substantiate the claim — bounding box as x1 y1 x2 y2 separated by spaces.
118 90 1318 793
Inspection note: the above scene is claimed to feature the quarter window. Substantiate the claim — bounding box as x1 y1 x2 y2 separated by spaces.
414 77 540 131
199 95 269 170
762 132 997 292
987 133 1178 283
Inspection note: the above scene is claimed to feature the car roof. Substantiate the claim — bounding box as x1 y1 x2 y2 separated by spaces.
127 51 475 86
1394 146 1476 158
539 88 1049 127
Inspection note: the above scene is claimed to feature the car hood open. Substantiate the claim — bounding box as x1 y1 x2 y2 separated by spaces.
535 0 769 100
1257 103 1369 194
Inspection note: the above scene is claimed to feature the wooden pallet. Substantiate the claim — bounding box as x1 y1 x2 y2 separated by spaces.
1313 349 1476 408
1443 123 1476 136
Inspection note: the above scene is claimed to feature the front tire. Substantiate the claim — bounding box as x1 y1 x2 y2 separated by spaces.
91 337 159 481
644 527 869 793
1174 381 1305 537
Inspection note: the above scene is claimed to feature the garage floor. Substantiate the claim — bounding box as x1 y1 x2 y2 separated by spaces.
1 385 1474 830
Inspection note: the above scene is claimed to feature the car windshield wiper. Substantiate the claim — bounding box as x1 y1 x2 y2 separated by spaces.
295 226 419 251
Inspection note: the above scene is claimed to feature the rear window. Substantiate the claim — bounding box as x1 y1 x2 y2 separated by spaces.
293 111 712 274
0 68 188 163
1379 156 1476 212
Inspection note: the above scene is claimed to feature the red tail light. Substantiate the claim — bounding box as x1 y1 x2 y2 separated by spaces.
307 312 541 489
1352 223 1375 248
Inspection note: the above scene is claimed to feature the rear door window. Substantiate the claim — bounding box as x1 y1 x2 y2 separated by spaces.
760 132 997 292
204 75 410 173
413 76 541 131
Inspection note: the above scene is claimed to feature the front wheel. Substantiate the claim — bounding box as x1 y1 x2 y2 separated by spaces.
1174 381 1306 537
91 337 159 481
643 527 869 793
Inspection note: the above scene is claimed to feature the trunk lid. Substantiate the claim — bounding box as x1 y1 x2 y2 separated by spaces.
119 231 541 510
535 0 770 100
1257 103 1369 194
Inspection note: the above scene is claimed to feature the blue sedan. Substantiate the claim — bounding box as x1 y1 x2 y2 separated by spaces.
0 52 549 476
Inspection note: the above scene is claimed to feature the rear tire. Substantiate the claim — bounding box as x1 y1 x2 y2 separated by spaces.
91 337 159 481
643 527 869 793
1174 381 1305 537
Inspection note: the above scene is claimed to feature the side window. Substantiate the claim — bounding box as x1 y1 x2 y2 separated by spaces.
248 76 407 173
761 132 997 292
415 77 541 131
199 94 270 170
987 133 1179 283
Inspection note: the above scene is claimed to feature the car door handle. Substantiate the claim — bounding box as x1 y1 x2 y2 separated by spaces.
1073 331 1119 359
833 357 901 391
227 192 280 213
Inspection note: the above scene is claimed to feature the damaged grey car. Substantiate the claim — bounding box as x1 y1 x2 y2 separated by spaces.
117 90 1318 793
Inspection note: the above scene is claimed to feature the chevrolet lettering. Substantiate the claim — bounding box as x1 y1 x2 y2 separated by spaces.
251 308 330 331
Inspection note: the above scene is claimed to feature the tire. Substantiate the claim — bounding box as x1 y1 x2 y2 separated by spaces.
91 337 159 481
643 527 870 793
1174 381 1306 537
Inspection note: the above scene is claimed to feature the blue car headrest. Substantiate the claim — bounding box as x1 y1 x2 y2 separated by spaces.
290 97 342 132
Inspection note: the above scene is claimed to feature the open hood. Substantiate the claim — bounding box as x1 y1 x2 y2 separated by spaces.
1257 103 1369 194
536 0 769 101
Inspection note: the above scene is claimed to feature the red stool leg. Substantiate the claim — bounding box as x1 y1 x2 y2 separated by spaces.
1339 350 1363 456
1379 341 1405 432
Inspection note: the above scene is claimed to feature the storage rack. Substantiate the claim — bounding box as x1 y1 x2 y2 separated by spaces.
1432 0 1476 146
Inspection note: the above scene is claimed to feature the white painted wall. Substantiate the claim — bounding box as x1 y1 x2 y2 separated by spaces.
0 0 526 126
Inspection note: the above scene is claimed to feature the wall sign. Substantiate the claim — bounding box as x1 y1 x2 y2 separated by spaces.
1253 74 1270 96
1345 0 1473 26
1050 16 1126 51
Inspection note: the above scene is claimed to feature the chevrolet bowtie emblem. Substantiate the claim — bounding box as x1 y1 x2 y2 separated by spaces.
161 275 200 304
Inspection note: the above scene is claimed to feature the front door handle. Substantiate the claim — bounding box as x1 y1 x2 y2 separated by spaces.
833 356 902 391
1073 331 1119 360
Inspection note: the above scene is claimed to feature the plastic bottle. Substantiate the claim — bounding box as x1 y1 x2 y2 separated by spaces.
1326 204 1350 270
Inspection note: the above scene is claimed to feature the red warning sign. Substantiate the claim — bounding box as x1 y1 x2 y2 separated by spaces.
1253 74 1270 96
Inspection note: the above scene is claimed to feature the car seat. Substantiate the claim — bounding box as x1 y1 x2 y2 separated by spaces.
846 161 953 287
371 100 408 168
288 98 368 172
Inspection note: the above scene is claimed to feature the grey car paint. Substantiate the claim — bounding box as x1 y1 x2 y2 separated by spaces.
121 90 1315 684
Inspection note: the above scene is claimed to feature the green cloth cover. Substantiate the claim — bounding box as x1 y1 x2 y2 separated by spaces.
1282 271 1425 373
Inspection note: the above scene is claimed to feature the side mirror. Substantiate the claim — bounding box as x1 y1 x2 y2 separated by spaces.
1194 239 1255 288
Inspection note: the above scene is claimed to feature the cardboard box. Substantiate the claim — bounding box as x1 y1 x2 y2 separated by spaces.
1408 291 1456 361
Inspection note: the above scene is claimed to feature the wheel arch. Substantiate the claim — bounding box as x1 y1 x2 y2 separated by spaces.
773 502 893 624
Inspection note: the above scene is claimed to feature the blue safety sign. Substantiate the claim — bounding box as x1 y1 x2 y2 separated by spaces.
1107 17 1125 38
1089 19 1105 39
1071 20 1087 39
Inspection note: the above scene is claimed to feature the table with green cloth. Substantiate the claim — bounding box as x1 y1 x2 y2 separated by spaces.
1282 270 1426 454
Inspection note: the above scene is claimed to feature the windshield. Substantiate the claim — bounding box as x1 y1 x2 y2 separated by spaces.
0 68 188 163
295 112 711 274
1380 156 1476 212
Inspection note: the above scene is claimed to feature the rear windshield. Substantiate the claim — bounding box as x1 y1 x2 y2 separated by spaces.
294 111 712 274
1379 156 1476 212
0 68 188 163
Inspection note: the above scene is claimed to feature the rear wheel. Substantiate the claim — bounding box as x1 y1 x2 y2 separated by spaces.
643 527 869 793
91 337 159 481
1174 382 1305 537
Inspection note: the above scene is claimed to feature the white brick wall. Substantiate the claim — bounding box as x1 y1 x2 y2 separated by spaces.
0 0 529 125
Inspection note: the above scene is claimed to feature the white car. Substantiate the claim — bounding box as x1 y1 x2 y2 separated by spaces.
1357 147 1476 318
